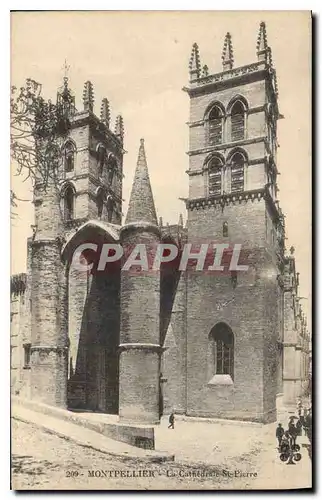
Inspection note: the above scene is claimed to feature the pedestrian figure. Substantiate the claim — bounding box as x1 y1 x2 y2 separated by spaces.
297 399 303 417
168 412 175 429
288 419 297 447
296 418 302 437
276 423 284 450
305 411 312 444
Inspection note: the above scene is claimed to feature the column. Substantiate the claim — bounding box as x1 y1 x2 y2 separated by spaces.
30 239 68 407
118 225 161 424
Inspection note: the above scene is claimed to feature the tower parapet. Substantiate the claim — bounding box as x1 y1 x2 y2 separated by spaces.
185 22 277 106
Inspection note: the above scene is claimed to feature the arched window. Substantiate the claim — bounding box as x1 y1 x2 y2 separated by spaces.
97 145 106 177
209 323 234 380
208 105 224 145
63 141 76 173
208 156 223 196
106 195 114 222
223 221 228 237
96 188 106 218
230 152 245 193
107 154 117 185
231 100 245 141
63 185 75 220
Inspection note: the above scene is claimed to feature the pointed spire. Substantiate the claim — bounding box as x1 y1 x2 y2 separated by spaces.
222 32 234 71
178 213 184 227
189 42 201 81
114 115 124 143
100 98 110 128
257 22 269 62
125 139 157 226
83 81 94 112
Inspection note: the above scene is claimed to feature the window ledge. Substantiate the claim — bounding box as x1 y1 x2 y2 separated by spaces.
207 374 234 386
23 366 31 370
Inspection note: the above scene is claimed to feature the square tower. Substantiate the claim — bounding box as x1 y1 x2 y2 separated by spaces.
183 24 285 423
29 77 125 408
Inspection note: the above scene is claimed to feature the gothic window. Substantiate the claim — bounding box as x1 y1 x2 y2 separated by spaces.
208 105 224 145
97 145 106 177
106 195 114 222
208 156 223 196
63 185 75 220
63 141 76 173
223 221 228 237
209 323 234 379
107 154 117 185
96 188 106 218
230 152 245 193
23 343 31 368
231 101 245 142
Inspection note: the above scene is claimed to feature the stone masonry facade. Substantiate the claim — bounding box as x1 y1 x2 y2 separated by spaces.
11 23 311 424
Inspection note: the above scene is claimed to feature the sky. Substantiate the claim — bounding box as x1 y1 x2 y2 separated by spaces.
11 11 311 327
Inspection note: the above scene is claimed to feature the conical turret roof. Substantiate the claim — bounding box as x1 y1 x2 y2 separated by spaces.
125 139 158 226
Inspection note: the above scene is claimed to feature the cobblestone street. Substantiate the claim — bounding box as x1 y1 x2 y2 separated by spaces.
11 418 312 490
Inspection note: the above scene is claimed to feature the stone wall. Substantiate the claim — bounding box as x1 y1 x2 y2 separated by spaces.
183 196 279 422
161 271 187 414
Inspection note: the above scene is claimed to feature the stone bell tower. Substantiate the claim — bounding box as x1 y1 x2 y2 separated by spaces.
182 23 285 423
30 75 125 407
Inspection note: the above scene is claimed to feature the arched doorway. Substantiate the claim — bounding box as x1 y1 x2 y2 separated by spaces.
62 221 121 414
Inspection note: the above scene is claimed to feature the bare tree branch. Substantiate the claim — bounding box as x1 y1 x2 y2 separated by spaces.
11 78 74 215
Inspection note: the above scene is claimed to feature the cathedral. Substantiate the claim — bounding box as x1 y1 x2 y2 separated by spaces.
11 23 311 425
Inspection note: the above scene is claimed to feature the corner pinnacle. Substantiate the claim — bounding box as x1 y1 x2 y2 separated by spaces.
222 32 234 71
189 42 201 80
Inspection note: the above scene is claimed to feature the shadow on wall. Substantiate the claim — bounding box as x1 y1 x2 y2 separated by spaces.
67 267 120 414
